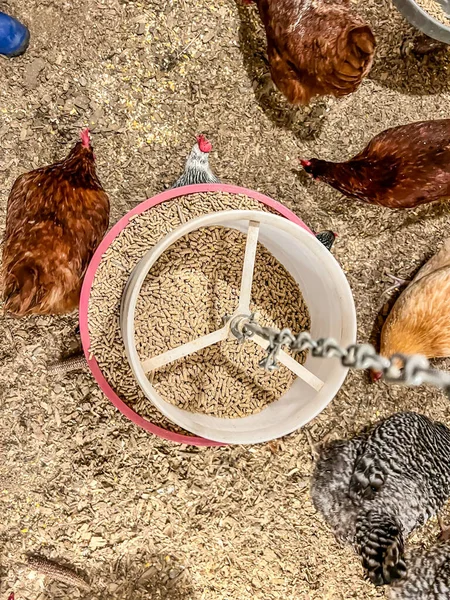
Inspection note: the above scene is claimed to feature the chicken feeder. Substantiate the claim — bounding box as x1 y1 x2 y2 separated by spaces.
393 0 450 44
80 184 356 446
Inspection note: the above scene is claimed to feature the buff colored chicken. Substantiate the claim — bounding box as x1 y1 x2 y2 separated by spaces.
372 239 450 379
249 0 375 105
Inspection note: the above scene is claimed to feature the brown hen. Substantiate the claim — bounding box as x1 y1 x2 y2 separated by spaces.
372 239 450 379
251 0 375 105
1 129 109 316
301 119 450 208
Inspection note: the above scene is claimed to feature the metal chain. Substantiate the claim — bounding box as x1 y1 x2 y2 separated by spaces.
229 314 450 398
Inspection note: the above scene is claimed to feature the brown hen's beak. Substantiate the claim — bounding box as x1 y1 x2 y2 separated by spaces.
370 370 382 382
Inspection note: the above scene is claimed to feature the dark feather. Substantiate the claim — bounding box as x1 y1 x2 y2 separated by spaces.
1 137 109 316
311 412 450 586
304 120 450 208
315 230 336 251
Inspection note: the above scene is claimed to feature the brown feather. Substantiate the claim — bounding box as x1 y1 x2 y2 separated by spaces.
1 139 109 316
255 0 375 105
304 119 450 208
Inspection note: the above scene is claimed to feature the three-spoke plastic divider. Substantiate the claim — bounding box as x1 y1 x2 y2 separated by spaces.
138 215 324 392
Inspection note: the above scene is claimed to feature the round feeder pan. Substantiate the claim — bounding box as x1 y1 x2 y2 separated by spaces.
393 0 450 44
121 209 357 445
80 183 355 446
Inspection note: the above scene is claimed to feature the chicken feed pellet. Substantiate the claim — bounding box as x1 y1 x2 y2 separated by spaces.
415 0 450 26
88 191 310 433
134 225 310 418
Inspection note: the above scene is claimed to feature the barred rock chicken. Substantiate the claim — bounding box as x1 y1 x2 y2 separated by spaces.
171 135 220 188
388 539 450 599
1 129 109 316
301 119 450 208
249 0 375 105
371 238 450 381
315 230 336 251
311 412 450 586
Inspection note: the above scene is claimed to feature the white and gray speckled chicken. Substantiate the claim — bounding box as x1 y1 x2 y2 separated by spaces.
388 539 450 599
170 137 337 254
171 135 220 188
310 412 450 587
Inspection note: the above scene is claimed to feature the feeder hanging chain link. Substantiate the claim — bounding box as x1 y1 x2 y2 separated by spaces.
233 314 450 398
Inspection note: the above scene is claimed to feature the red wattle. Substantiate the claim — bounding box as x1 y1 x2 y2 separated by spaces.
370 370 382 382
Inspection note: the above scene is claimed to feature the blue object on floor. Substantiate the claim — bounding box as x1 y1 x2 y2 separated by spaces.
0 12 30 57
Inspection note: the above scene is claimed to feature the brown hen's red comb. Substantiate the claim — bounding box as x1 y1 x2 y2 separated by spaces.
8 593 15 600
80 128 91 149
300 159 312 168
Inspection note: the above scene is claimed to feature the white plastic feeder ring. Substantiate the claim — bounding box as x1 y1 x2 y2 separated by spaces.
120 210 357 444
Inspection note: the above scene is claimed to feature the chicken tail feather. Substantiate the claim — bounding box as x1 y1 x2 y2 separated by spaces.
332 25 375 92
350 26 376 56
268 44 313 105
3 263 42 316
355 511 407 586
349 454 386 500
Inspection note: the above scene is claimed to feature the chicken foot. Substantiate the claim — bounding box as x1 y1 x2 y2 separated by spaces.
257 72 276 98
255 50 275 99
412 35 448 56
381 273 410 296
48 353 87 376
304 429 320 460
401 34 448 57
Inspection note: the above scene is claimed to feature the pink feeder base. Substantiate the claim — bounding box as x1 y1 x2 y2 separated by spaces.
79 183 314 447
